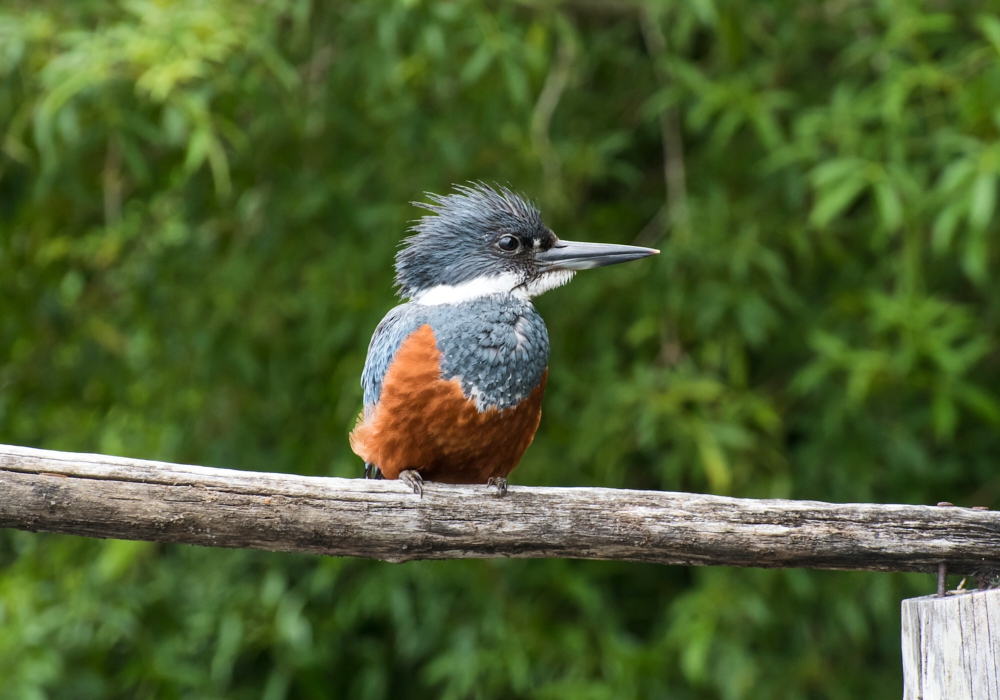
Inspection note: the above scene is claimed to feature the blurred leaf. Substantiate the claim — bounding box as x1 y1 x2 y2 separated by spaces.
969 171 997 231
810 173 868 227
873 181 903 232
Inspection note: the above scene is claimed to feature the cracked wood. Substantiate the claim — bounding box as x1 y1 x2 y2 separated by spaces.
902 590 1000 699
1 443 998 573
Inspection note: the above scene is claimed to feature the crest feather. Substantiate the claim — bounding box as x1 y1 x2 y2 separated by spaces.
395 183 542 298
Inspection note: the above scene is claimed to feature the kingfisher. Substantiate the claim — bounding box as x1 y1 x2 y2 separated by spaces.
350 184 657 496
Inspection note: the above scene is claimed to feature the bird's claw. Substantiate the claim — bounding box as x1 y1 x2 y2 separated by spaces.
399 469 423 497
364 462 384 480
486 477 507 497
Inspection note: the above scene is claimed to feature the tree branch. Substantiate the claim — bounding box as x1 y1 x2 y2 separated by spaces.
103 135 123 228
639 7 690 245
531 35 576 189
1 443 998 574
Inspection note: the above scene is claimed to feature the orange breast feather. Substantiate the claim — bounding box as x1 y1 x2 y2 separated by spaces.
350 324 547 483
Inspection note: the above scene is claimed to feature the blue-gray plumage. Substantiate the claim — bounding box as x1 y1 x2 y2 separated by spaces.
395 185 546 297
350 184 657 495
361 296 549 418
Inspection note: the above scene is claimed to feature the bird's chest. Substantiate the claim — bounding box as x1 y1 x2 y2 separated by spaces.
427 298 550 411
351 305 550 481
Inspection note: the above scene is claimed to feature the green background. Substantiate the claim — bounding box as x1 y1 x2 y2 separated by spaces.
2 1 999 697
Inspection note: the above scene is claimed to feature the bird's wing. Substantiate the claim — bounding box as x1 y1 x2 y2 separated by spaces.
360 303 428 420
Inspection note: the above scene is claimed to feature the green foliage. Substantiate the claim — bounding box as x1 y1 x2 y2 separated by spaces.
2 0 999 697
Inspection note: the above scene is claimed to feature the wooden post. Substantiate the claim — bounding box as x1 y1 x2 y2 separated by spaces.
902 589 1000 699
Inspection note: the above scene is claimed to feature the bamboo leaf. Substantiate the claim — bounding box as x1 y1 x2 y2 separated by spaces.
874 180 903 232
969 171 997 230
810 175 869 227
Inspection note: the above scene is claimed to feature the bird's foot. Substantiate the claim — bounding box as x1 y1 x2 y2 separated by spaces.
399 469 423 497
486 477 507 497
364 462 382 480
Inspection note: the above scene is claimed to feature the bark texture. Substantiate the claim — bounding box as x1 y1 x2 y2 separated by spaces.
902 589 1000 699
1 443 999 572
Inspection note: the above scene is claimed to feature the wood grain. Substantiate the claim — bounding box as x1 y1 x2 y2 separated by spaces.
1 443 999 572
902 589 1000 699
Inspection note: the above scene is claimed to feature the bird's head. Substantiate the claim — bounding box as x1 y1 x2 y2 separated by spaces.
396 184 658 305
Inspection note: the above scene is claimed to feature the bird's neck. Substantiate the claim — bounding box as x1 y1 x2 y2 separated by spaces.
410 270 575 306
411 274 525 306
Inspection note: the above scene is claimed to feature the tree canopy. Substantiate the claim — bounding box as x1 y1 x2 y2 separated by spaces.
2 1 1000 697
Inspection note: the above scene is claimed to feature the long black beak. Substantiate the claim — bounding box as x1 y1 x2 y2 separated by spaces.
536 240 659 271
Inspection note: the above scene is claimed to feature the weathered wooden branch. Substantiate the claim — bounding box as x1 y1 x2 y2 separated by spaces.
902 589 1000 699
1 443 998 573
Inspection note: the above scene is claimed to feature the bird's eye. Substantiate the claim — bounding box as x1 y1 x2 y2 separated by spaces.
497 235 520 252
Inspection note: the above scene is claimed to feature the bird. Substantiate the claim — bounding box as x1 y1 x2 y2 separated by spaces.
349 184 658 496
